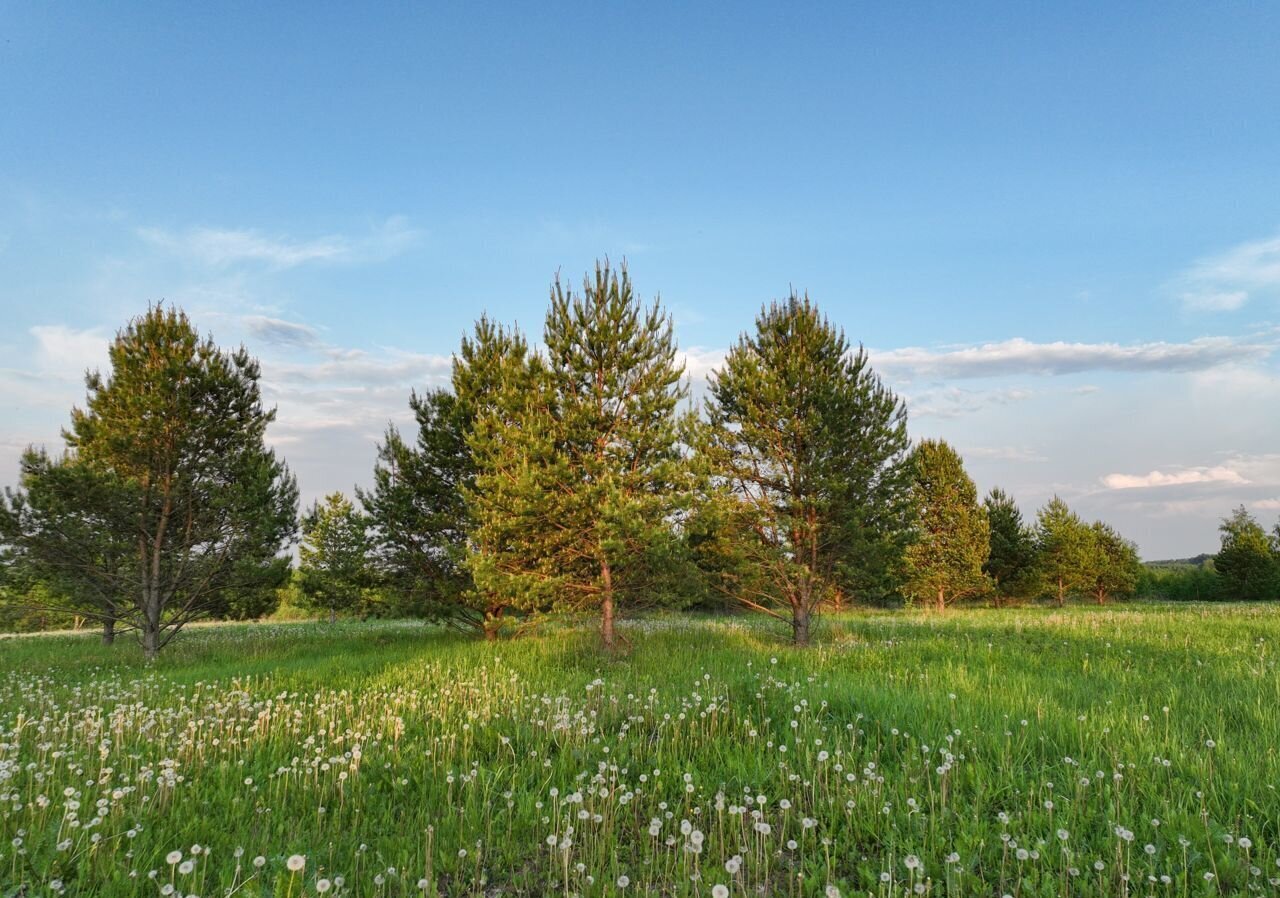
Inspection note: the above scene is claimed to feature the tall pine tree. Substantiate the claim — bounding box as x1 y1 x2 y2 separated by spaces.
362 318 538 638
468 263 689 650
704 294 911 644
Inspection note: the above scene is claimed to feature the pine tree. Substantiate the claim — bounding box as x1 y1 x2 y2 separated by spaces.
468 263 689 650
0 449 137 643
1215 506 1278 601
704 294 911 644
1087 521 1140 605
901 440 990 611
1033 496 1093 607
983 487 1037 606
361 388 474 624
1 306 297 657
299 492 371 623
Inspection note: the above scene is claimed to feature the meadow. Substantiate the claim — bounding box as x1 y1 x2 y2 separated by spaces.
2 605 1279 897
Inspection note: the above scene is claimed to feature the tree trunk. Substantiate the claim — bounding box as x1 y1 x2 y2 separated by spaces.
1056 577 1065 607
792 602 811 647
483 605 504 641
142 620 160 661
329 605 337 625
1096 589 1106 606
102 618 116 646
936 587 946 613
600 557 616 651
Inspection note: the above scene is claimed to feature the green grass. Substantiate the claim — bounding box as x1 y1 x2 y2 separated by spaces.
2 605 1279 897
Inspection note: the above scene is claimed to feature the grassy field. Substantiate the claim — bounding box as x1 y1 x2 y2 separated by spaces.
2 606 1279 897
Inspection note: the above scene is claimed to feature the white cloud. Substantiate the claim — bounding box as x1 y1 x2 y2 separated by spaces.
138 216 420 270
872 334 1272 379
1102 465 1249 490
29 325 110 377
1176 232 1280 312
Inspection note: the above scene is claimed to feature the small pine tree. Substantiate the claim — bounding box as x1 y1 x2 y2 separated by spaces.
1215 506 1278 601
299 492 371 623
1033 496 1093 607
1087 521 1141 605
983 488 1037 606
361 389 474 625
901 440 990 611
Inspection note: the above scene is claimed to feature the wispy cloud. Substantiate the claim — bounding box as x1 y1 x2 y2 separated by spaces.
963 445 1048 463
244 316 322 349
903 385 1035 418
30 325 111 377
1102 465 1249 490
872 334 1272 379
138 216 420 270
1175 232 1280 311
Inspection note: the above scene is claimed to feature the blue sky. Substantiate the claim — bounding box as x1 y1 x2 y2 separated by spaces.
3 2 1279 558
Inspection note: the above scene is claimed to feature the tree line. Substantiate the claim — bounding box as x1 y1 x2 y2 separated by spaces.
0 264 1267 656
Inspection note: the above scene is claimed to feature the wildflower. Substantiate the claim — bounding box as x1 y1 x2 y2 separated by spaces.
713 886 730 898
286 855 305 872
617 874 630 888
316 880 332 893
166 851 183 865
